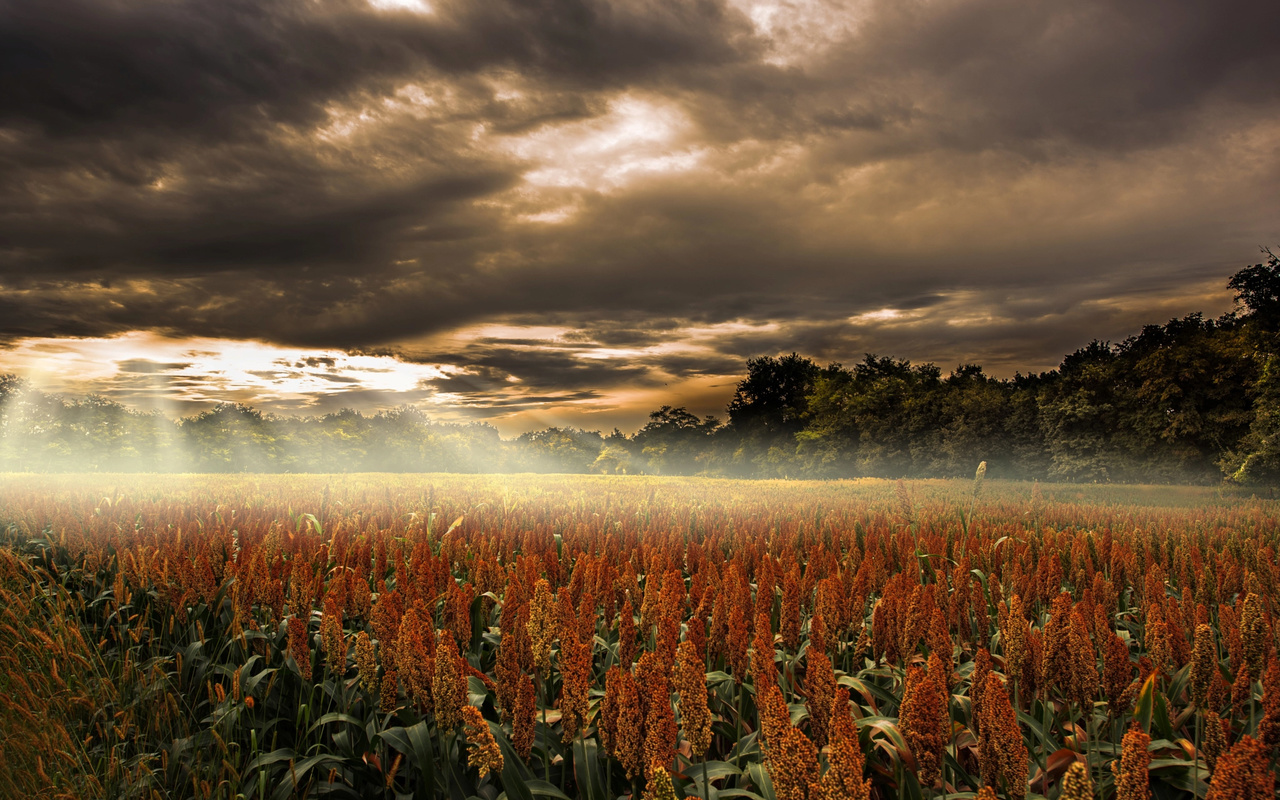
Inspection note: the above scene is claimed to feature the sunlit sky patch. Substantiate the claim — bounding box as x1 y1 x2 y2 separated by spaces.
0 333 451 416
0 324 763 434
0 0 1276 434
729 0 868 66
366 0 433 13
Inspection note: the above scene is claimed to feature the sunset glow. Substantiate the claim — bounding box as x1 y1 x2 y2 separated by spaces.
0 0 1275 434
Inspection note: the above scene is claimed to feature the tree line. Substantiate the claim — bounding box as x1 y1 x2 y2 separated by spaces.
3 251 1280 483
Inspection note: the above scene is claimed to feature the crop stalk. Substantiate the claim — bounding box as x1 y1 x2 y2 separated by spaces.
1193 708 1202 800
540 672 551 783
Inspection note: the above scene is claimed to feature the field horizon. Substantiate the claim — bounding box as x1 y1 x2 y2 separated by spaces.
3 471 1274 507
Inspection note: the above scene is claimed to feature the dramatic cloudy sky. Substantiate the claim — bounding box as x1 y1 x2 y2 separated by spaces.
1 0 1278 434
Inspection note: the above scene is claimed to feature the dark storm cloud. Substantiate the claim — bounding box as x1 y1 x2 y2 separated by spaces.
456 391 603 410
0 0 745 138
303 372 358 383
424 347 652 392
849 0 1280 152
0 0 748 289
1 0 1278 428
265 386 439 416
117 359 194 374
638 352 743 378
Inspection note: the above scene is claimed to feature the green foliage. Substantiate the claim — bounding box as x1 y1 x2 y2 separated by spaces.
632 405 722 476
1226 248 1280 330
1223 354 1280 485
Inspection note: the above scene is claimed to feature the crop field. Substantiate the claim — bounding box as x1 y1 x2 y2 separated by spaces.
0 473 1276 800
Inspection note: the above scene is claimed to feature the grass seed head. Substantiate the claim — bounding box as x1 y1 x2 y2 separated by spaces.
977 673 1027 800
642 764 677 800
674 639 713 758
811 687 870 800
513 673 536 761
1239 593 1267 681
287 616 311 682
1113 725 1152 800
354 631 378 695
900 664 947 789
768 723 819 800
1258 654 1280 748
527 579 557 676
559 631 592 743
1059 762 1093 800
432 632 465 732
1207 735 1275 800
1201 710 1227 773
461 705 503 778
1189 623 1216 709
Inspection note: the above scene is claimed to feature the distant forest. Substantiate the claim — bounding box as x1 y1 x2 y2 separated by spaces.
4 251 1280 484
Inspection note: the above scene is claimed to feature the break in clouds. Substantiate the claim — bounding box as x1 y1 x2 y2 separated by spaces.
1 0 1278 431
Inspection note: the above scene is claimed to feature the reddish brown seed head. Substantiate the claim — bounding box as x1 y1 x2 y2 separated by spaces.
1206 735 1275 800
461 706 503 778
1112 725 1152 800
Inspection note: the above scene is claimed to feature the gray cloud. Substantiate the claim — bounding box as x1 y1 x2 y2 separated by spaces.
117 359 194 374
0 0 1277 429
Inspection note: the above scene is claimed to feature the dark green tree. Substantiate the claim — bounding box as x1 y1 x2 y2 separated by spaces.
1227 248 1280 331
728 353 821 435
513 428 605 473
632 406 720 475
796 355 943 477
726 353 827 475
1221 248 1280 485
180 404 286 472
928 365 1016 477
1037 341 1131 482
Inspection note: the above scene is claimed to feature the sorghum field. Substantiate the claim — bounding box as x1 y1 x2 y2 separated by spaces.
1 474 1277 800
